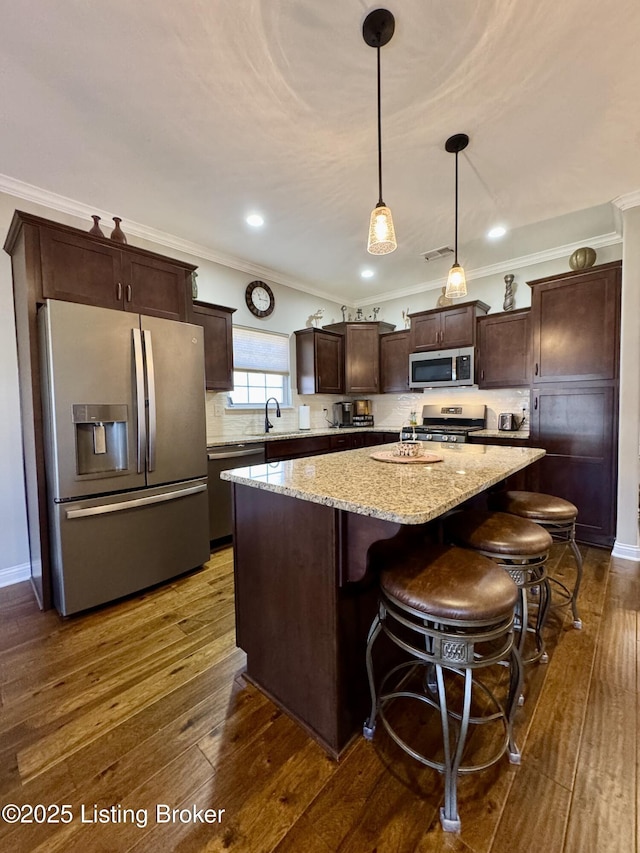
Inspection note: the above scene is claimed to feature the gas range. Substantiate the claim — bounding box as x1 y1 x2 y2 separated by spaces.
401 404 486 444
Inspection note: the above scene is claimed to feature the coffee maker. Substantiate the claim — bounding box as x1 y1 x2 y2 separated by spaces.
333 401 353 428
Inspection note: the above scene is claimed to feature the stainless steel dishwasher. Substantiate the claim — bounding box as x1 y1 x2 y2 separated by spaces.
207 443 266 541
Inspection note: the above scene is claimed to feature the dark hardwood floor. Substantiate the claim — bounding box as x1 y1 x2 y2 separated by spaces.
0 542 636 852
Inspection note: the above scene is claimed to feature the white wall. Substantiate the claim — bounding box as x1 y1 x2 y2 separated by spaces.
613 203 640 560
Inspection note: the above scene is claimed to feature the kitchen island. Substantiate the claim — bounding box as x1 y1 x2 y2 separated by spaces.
222 442 545 758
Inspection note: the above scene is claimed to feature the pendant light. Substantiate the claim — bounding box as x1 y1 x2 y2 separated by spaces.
363 9 397 255
445 133 469 298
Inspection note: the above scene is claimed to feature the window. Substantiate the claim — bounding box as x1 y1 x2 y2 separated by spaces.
228 326 291 407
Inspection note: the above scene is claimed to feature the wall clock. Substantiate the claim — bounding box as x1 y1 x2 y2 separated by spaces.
245 280 275 318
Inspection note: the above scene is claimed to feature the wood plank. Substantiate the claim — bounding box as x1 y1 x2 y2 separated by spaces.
17 630 238 781
564 681 636 852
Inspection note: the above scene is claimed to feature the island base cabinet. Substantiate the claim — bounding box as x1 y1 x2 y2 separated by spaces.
231 484 407 757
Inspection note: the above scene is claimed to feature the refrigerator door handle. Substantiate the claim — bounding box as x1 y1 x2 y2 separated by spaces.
143 329 157 472
65 482 207 519
132 328 146 474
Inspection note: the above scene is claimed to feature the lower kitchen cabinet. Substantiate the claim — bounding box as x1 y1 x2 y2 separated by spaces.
189 301 235 391
529 383 618 546
266 435 332 462
266 431 398 462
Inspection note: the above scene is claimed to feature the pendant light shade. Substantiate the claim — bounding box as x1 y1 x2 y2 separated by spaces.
367 203 396 255
363 9 397 256
445 133 469 298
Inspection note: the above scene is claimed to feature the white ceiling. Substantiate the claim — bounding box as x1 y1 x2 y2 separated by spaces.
1 0 638 303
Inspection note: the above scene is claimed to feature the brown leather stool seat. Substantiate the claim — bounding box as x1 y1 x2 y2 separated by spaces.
443 510 553 665
490 491 583 629
381 546 518 623
363 545 522 833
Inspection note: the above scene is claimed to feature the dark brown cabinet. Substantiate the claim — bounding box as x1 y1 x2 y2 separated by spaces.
530 263 621 383
294 328 344 395
528 262 621 546
477 309 531 388
189 301 235 391
265 431 397 462
39 219 194 321
3 210 200 609
380 330 410 392
409 301 489 352
529 384 617 546
322 321 395 394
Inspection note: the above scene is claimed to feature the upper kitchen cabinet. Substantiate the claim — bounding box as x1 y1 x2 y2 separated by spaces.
189 301 236 391
8 211 195 321
529 262 621 383
409 300 490 351
295 328 344 395
477 308 531 388
323 321 395 394
380 330 410 393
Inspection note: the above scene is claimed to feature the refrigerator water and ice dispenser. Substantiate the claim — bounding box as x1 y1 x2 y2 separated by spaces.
72 403 129 476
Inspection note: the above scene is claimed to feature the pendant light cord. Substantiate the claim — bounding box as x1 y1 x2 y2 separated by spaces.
376 45 383 206
454 149 459 265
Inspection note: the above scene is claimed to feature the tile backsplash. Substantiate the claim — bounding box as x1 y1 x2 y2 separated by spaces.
205 387 531 444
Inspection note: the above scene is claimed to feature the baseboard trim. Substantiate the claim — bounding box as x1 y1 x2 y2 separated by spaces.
0 562 31 588
611 541 640 562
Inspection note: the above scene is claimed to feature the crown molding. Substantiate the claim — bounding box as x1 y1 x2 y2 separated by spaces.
355 231 622 307
0 173 623 311
0 173 339 304
612 190 640 211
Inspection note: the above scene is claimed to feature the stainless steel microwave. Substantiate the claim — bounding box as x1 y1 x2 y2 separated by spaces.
409 346 475 388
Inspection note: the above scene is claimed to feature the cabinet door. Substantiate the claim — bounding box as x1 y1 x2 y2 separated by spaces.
316 332 344 394
191 302 235 391
530 265 620 383
477 311 530 388
440 305 476 348
380 331 410 392
410 313 441 350
122 254 190 321
40 227 123 309
345 324 380 393
530 384 617 545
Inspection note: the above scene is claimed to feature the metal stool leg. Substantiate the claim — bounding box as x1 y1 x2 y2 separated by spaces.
438 664 472 833
363 610 383 740
568 533 584 629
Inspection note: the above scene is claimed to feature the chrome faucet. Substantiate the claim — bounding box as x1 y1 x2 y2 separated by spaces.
264 397 281 433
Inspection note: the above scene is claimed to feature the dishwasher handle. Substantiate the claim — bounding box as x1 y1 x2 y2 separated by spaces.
208 446 264 461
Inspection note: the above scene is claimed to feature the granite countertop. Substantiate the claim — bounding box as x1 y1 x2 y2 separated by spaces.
207 426 399 448
221 443 545 525
473 429 530 440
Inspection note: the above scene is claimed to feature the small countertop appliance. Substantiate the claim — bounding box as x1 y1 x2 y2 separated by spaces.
498 412 525 432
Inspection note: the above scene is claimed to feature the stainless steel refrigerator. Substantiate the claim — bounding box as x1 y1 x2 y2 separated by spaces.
38 299 210 615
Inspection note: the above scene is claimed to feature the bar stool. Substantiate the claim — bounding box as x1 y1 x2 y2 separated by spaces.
363 545 522 832
443 511 553 665
490 491 583 629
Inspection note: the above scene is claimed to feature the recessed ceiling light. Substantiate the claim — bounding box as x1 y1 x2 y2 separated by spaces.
246 214 264 227
361 269 374 279
487 225 507 239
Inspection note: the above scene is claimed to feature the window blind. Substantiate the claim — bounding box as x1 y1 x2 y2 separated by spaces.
232 326 290 375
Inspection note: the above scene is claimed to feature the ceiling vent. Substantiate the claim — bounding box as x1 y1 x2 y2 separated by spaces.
422 246 454 262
